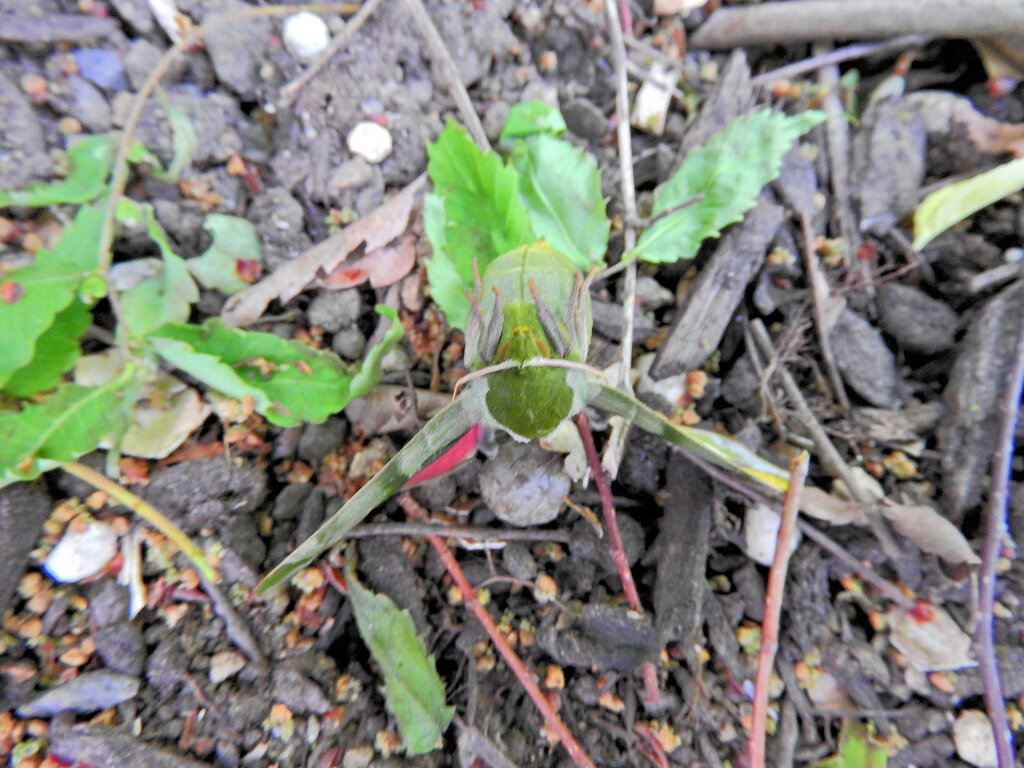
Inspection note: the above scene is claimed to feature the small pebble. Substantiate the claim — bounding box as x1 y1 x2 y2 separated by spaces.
72 48 129 91
953 710 997 768
44 520 117 583
209 650 247 684
479 443 570 526
347 121 393 164
743 503 800 566
282 12 330 63
17 670 139 716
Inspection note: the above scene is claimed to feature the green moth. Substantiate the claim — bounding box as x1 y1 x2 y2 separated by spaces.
257 242 788 594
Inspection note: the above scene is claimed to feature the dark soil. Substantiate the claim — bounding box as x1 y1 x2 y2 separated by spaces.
2 2 1024 768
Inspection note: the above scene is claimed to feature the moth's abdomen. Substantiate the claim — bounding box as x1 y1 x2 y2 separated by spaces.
485 366 573 440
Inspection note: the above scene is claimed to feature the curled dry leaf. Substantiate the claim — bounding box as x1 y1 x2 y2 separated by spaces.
904 90 1024 157
800 488 978 565
344 385 450 435
888 602 975 672
315 235 417 291
879 499 980 565
221 174 425 327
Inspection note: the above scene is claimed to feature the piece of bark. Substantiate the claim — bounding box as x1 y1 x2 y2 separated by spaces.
676 50 754 161
49 722 211 768
654 453 712 647
0 13 118 43
851 98 927 233
651 196 784 378
0 483 50 616
689 0 1024 50
828 308 902 408
938 279 1024 519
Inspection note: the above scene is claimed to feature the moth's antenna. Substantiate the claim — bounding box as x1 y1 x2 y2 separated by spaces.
483 286 504 363
528 278 570 357
451 360 519 398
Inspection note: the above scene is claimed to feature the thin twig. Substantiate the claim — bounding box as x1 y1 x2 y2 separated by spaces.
796 522 914 610
397 493 597 768
343 521 571 543
799 214 850 412
748 452 809 768
200 573 267 670
749 35 927 88
62 461 216 582
974 324 1024 767
604 0 638 392
689 0 1024 49
279 0 382 107
748 319 904 567
400 0 489 151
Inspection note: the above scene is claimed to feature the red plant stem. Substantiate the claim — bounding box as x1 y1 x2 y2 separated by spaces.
975 327 1024 767
396 493 597 768
573 413 661 707
748 452 809 768
572 413 641 609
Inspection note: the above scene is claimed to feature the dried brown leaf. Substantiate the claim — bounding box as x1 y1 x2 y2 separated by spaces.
879 499 980 565
221 175 425 327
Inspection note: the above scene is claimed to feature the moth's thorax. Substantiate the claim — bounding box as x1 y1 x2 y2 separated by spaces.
465 242 591 370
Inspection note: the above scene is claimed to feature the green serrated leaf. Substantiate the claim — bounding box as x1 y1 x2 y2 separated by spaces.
0 367 138 487
913 156 1024 250
186 214 263 294
499 100 567 142
511 133 609 269
628 109 825 263
2 300 91 397
425 121 535 330
0 203 104 388
116 199 198 337
345 547 453 754
149 310 401 427
0 135 116 207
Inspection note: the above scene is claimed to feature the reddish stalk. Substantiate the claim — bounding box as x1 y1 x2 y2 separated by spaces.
748 452 809 768
573 412 661 708
396 493 597 768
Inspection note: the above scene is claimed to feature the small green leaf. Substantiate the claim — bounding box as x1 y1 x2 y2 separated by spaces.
116 199 198 337
187 214 263 294
913 156 1024 250
0 367 138 487
0 203 104 389
345 547 453 754
628 109 825 263
0 135 117 207
510 133 609 269
811 720 888 768
2 301 91 397
149 310 402 427
499 100 567 142
425 121 535 329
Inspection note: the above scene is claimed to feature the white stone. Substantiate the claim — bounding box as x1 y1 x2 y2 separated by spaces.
346 121 393 164
743 503 801 566
44 520 117 583
283 12 330 63
953 710 998 768
209 650 247 684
